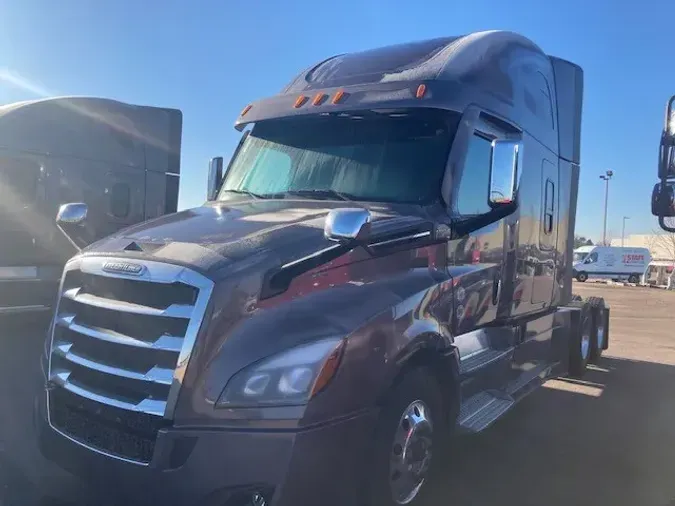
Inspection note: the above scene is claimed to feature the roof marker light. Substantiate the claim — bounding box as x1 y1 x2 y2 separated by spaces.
312 93 327 106
416 84 427 99
332 90 346 104
241 104 252 116
294 95 309 108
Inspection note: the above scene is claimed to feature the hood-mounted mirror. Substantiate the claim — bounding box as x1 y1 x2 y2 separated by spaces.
324 208 372 242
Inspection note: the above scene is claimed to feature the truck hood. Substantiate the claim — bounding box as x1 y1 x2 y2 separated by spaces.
83 199 429 278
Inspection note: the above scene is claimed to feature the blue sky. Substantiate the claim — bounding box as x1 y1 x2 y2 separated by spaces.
0 0 672 241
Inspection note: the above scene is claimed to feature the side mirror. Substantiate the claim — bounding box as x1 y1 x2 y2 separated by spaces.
489 140 520 206
652 182 675 233
56 203 91 250
659 95 675 179
652 182 675 217
324 208 372 242
207 157 224 201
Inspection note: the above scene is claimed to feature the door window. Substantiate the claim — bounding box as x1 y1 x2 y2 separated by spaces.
587 252 599 263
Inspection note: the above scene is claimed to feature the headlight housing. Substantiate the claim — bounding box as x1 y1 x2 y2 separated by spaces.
216 338 345 407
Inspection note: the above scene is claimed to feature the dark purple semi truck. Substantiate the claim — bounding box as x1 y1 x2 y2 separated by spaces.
36 31 610 506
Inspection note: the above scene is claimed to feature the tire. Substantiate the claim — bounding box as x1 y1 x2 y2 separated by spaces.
368 368 446 506
568 300 592 377
628 273 640 284
576 272 588 282
587 296 606 363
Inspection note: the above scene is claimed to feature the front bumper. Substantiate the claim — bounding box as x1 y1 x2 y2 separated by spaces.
35 390 378 506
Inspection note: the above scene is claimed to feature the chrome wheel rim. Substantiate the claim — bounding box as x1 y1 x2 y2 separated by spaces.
581 319 591 360
390 400 433 505
597 321 605 350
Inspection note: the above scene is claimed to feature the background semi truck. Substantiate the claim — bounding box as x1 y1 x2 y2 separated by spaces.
37 31 609 506
0 96 182 315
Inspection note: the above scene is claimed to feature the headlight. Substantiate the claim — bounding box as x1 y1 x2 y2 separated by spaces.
216 338 345 407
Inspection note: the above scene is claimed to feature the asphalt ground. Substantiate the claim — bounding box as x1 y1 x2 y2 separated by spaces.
1 283 675 505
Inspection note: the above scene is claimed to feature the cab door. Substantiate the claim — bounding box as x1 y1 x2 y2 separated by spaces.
446 110 521 400
0 152 41 267
101 166 147 238
530 159 558 307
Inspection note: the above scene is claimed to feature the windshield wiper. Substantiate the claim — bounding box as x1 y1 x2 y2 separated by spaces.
221 189 265 200
282 189 354 201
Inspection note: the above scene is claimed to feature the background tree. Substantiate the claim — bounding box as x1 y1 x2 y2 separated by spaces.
648 230 675 263
647 230 675 289
574 236 594 248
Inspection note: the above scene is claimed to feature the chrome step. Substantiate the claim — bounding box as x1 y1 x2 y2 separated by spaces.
458 391 514 433
506 364 551 397
459 347 513 375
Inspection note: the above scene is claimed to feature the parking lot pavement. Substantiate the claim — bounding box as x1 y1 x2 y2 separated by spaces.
2 284 675 505
0 316 94 506
427 283 675 506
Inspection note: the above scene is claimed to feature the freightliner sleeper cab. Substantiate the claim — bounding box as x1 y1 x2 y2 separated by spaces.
37 31 610 506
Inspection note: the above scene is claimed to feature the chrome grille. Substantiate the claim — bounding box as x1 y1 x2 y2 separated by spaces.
47 256 213 464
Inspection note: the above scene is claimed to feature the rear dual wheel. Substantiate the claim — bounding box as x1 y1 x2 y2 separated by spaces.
588 296 607 363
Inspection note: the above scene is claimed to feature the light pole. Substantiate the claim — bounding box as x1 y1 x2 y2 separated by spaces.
621 216 630 247
599 170 614 245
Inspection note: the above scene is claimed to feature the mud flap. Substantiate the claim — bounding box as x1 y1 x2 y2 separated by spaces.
602 306 610 350
551 307 577 375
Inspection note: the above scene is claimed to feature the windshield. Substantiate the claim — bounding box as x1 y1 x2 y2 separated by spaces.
573 252 589 262
218 109 459 204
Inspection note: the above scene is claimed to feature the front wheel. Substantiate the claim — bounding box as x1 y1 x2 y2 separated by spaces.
368 368 446 506
628 273 640 284
576 272 588 282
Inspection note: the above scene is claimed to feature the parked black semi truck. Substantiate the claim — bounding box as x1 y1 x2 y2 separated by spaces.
37 31 610 506
0 96 182 315
652 95 675 231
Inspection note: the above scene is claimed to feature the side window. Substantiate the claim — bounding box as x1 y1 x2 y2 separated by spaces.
110 182 131 218
588 252 599 263
456 134 492 215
